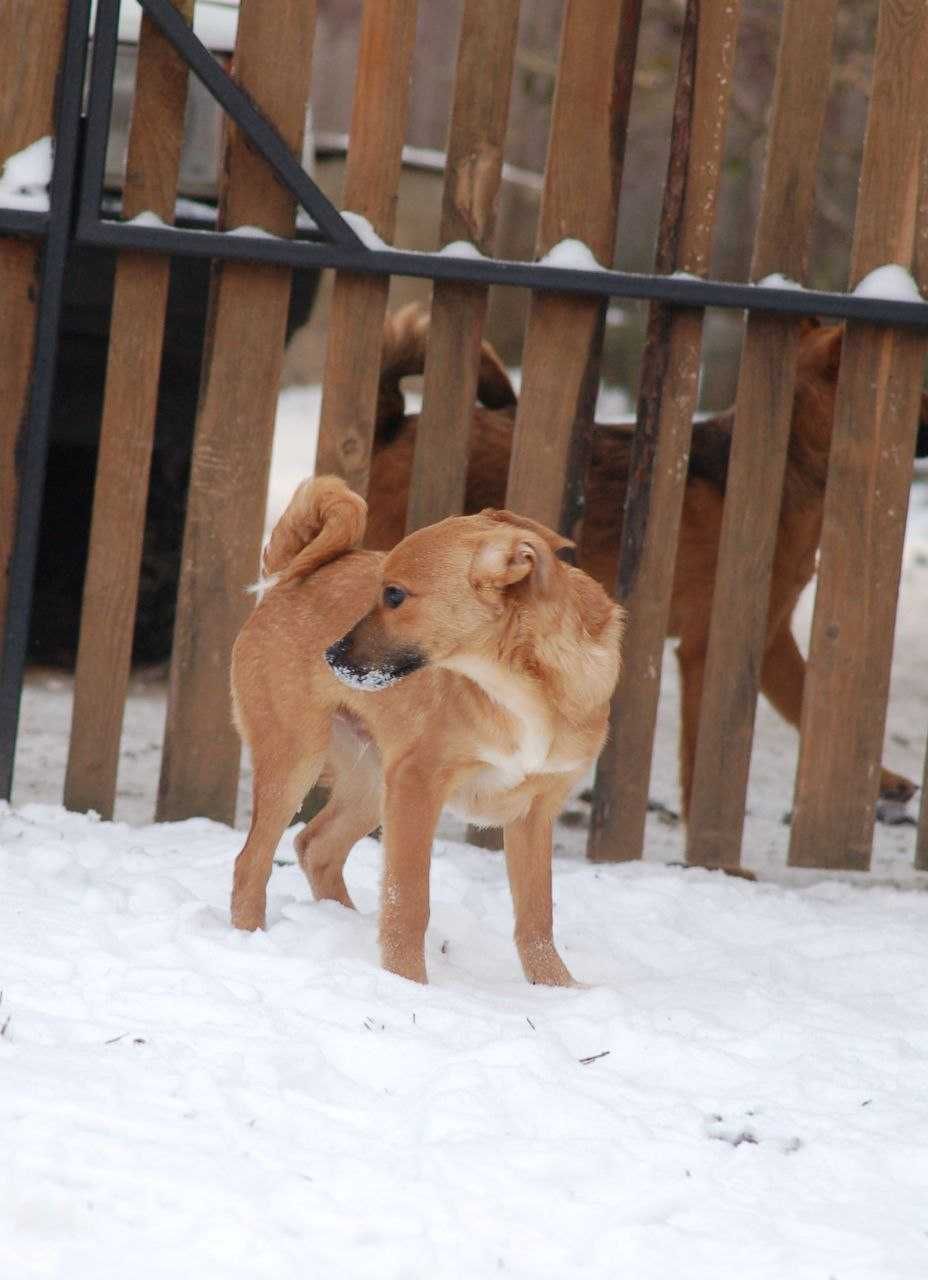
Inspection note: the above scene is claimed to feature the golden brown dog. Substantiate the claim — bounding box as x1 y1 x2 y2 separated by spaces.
365 306 925 814
231 476 623 985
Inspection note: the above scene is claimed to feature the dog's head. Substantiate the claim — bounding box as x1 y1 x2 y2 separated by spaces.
796 319 928 459
324 510 573 691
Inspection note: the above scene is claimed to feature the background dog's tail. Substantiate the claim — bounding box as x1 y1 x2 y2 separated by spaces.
376 302 517 442
262 476 367 587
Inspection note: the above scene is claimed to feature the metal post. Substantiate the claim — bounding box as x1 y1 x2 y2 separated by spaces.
0 0 90 798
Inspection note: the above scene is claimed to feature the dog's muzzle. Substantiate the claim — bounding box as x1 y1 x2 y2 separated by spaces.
324 634 425 691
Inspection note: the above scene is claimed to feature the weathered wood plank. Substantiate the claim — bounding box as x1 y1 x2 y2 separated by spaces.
405 0 521 535
588 0 741 863
0 0 69 661
313 0 419 495
789 0 928 870
910 79 928 876
157 0 317 823
64 1 195 819
504 0 642 531
685 0 838 869
464 0 640 852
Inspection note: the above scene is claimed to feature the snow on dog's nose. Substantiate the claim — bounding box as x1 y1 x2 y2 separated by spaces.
324 631 425 691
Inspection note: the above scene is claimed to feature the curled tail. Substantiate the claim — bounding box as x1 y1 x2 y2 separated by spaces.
262 476 367 587
377 302 517 442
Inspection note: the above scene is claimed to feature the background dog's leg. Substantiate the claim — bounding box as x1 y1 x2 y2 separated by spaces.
761 625 916 803
675 641 707 820
379 761 446 984
504 795 575 987
295 741 381 909
760 624 806 731
232 748 326 931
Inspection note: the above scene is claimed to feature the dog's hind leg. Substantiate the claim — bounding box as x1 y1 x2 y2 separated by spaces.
675 639 707 820
232 735 328 932
761 624 917 804
759 623 805 731
504 791 575 987
295 718 382 909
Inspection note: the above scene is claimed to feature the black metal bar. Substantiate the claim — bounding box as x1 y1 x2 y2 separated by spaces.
77 0 120 233
75 215 928 328
132 0 365 251
0 210 50 238
0 0 90 799
70 0 928 331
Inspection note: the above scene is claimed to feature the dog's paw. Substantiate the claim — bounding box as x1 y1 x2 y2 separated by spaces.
876 771 918 825
875 797 918 827
230 901 266 932
381 949 428 985
878 772 918 804
520 941 576 987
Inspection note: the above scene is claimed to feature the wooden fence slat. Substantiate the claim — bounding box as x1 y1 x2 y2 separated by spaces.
503 0 641 531
64 1 194 819
0 0 69 661
156 0 317 823
684 0 838 870
588 0 741 863
788 0 928 871
464 0 639 852
404 0 521 535
312 0 419 496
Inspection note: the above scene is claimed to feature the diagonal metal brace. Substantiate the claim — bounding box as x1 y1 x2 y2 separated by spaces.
129 0 366 250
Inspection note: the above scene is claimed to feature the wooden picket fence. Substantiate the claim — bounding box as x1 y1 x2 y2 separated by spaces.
2 0 928 876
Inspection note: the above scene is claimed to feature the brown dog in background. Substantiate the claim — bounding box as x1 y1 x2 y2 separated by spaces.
231 476 623 985
365 305 926 814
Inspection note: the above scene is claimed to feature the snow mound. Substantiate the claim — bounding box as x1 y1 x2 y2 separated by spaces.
539 239 605 272
853 264 923 304
340 211 390 251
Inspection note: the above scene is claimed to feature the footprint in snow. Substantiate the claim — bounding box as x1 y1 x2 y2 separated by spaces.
705 1111 802 1154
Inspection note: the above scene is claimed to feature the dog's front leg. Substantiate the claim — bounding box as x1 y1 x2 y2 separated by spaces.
379 759 447 984
504 794 575 987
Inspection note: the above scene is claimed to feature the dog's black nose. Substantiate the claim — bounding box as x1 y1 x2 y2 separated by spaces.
324 635 351 668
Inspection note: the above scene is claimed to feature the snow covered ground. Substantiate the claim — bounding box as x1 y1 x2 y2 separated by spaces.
3 387 928 1278
4 804 928 1279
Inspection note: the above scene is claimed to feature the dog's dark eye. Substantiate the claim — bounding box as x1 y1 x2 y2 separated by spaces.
383 585 407 610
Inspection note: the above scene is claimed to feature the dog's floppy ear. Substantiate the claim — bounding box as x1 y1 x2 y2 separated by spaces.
470 529 552 592
471 511 573 594
478 508 574 554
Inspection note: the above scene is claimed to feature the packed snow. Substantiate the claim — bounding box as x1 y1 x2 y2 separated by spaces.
124 210 168 229
755 272 805 291
0 137 54 212
4 387 928 1278
437 240 488 261
340 211 390 251
4 804 928 1279
538 238 606 272
853 264 924 304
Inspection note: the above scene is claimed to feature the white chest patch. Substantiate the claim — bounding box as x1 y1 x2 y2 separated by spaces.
444 654 580 791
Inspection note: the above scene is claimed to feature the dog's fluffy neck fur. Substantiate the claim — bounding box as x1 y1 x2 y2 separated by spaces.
784 378 835 509
448 566 622 730
782 330 844 511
